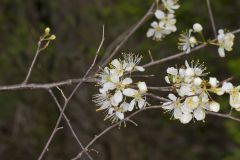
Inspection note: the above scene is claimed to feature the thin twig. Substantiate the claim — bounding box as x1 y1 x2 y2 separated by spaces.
0 77 95 91
206 0 217 37
37 126 63 159
48 89 93 160
148 50 154 62
38 25 105 160
99 2 155 70
72 105 164 160
148 86 173 92
145 93 170 102
23 38 46 84
56 87 67 102
206 111 240 122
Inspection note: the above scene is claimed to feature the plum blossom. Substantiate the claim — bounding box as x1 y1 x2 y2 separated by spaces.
94 53 148 123
155 10 177 32
222 82 240 110
217 29 235 57
178 30 197 53
162 0 180 13
163 60 223 124
147 21 170 41
147 1 179 41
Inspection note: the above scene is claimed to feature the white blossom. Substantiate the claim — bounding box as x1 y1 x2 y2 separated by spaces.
209 102 220 112
147 21 170 41
163 94 184 120
178 30 197 53
94 53 148 123
156 11 177 32
162 0 180 13
123 53 145 72
164 60 224 124
217 29 235 57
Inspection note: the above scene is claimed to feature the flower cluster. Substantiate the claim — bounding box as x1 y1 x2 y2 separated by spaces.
93 54 148 123
147 0 179 41
178 23 235 57
163 60 225 124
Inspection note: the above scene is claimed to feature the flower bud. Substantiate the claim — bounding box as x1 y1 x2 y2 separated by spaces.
209 102 220 112
193 77 202 86
209 77 219 88
49 35 56 40
45 27 50 35
193 23 203 32
189 37 197 44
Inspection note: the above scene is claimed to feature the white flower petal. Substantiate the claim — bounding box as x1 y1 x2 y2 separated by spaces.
180 114 192 124
113 90 123 104
135 66 145 72
151 21 158 28
147 28 155 37
138 98 146 109
168 93 177 101
120 102 130 111
173 108 182 119
193 108 206 121
129 99 136 111
122 78 133 85
123 88 137 97
155 9 165 19
111 59 122 69
218 47 225 57
138 82 148 93
103 82 116 91
116 112 124 120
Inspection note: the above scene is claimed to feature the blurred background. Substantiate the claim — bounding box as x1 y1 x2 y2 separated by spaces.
0 0 240 159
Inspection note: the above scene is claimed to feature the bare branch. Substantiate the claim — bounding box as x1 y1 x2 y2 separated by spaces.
0 77 95 91
148 50 154 62
38 25 105 160
48 89 93 160
206 111 240 122
98 2 155 70
56 87 67 102
72 104 164 160
146 93 170 102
